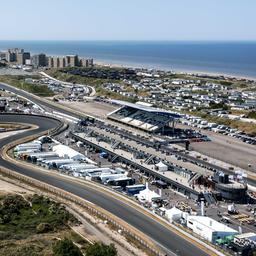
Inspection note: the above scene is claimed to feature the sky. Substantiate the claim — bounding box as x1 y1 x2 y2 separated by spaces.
0 0 255 41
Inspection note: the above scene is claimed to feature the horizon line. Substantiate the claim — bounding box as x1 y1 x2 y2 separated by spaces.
0 39 256 43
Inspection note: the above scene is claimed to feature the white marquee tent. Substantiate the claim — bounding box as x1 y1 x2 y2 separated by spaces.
52 145 85 161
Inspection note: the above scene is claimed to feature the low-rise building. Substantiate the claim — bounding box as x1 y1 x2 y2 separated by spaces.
187 215 238 243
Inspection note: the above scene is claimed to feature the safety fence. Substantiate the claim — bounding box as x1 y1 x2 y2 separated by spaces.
0 165 164 256
0 115 164 256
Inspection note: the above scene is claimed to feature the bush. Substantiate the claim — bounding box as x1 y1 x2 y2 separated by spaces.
0 75 54 97
219 81 233 86
86 242 117 256
247 111 256 120
0 195 29 215
36 223 52 233
53 238 83 256
0 194 79 240
209 102 229 110
16 245 40 256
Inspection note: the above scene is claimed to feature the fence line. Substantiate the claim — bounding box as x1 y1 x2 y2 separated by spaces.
0 117 164 256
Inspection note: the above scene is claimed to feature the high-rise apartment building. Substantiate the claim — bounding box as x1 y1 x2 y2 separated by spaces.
47 55 93 68
59 57 66 68
48 56 54 68
48 56 66 68
66 55 79 67
31 53 47 67
0 52 7 61
6 48 30 65
6 48 24 62
16 52 30 65
80 58 94 67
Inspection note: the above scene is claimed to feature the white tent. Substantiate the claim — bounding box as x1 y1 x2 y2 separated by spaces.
136 188 161 203
155 161 168 172
52 145 85 161
165 207 183 222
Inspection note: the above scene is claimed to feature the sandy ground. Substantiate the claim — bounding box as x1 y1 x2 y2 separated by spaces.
0 176 144 256
0 177 33 195
60 100 118 119
69 206 147 256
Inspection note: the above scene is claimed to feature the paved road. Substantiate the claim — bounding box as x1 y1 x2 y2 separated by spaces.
177 124 256 172
0 114 210 256
1 81 256 186
40 72 96 96
0 82 81 119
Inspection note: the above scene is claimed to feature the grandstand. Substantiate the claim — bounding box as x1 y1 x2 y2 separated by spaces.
108 100 181 134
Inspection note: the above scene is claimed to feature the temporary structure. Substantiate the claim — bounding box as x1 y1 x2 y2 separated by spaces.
155 161 168 172
52 145 85 161
136 183 161 203
165 207 183 222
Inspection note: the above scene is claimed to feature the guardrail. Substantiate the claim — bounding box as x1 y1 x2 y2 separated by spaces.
0 165 163 256
0 115 164 256
0 85 227 256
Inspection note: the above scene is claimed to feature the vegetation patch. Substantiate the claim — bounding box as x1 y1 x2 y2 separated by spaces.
46 68 120 87
0 194 78 255
0 194 78 240
0 75 54 97
46 68 137 101
0 123 29 131
247 111 256 120
0 194 118 256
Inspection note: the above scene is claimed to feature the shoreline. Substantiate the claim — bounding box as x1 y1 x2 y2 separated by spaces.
1 48 256 81
1 40 256 81
94 60 256 81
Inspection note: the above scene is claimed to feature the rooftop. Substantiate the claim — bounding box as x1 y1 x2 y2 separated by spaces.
188 216 238 233
110 99 181 118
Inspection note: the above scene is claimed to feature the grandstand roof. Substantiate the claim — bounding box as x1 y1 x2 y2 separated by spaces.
111 100 181 118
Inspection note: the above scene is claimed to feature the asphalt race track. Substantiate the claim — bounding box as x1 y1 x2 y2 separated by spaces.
0 83 81 118
0 114 209 256
1 82 255 189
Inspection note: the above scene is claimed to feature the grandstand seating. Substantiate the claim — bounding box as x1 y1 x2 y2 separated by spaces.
108 106 175 132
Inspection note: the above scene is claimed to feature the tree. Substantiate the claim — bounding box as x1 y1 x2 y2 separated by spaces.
53 238 83 256
86 242 117 256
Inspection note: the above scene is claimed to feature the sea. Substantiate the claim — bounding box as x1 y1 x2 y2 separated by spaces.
0 40 256 79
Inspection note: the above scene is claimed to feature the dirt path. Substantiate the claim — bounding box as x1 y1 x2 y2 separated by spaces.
0 176 143 256
68 206 146 256
0 176 33 195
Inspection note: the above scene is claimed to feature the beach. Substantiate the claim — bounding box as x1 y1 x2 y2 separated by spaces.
1 40 256 80
95 60 256 81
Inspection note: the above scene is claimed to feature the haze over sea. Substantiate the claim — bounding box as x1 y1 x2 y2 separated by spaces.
0 41 256 79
